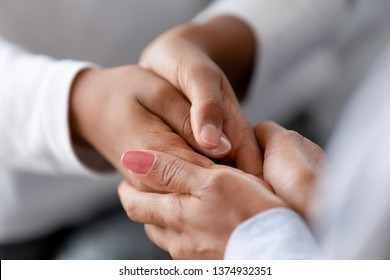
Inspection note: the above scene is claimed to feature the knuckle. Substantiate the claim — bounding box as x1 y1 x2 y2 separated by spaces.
189 63 219 80
181 111 193 139
169 239 195 260
125 199 139 222
185 65 223 98
161 194 184 229
183 150 214 168
277 130 305 144
157 158 183 188
142 132 177 151
256 120 275 132
299 169 316 186
198 96 224 113
170 245 186 260
203 170 227 191
149 81 174 102
286 130 304 140
160 161 176 187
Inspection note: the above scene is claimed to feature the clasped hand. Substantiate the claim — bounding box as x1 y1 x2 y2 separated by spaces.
70 17 262 191
69 17 325 259
118 122 325 259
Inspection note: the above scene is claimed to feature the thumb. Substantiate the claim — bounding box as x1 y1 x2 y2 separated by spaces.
186 64 226 151
142 39 231 154
121 150 207 195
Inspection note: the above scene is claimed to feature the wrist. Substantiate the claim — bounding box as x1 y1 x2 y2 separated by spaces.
69 68 96 149
69 68 114 171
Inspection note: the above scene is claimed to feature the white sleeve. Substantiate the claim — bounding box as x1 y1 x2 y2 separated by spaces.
0 37 106 176
224 208 321 259
195 0 346 88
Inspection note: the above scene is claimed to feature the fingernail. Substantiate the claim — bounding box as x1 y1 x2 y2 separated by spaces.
200 124 221 147
211 134 232 155
121 150 155 174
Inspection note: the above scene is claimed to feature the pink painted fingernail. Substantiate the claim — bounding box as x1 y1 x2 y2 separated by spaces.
121 150 155 174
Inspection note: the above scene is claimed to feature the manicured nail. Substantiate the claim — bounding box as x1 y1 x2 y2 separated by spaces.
211 134 232 155
121 150 155 174
200 124 221 147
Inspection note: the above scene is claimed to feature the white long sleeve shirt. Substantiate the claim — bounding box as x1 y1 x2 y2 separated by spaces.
0 0 385 243
225 41 390 260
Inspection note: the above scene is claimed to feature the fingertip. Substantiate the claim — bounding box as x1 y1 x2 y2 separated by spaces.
192 98 224 150
121 150 156 174
197 119 231 157
117 180 131 197
208 133 232 157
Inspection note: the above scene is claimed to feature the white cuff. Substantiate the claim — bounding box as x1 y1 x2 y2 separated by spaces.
225 208 321 259
0 38 112 177
40 60 112 177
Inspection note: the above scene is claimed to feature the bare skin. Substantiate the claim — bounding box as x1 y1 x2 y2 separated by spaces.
118 149 286 259
139 15 261 175
255 121 325 219
69 16 262 185
118 121 325 259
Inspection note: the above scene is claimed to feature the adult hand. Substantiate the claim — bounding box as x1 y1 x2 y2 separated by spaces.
140 16 262 176
70 65 221 189
255 121 326 219
118 150 287 259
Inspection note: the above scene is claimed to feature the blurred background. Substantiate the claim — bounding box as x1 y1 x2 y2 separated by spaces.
1 0 390 259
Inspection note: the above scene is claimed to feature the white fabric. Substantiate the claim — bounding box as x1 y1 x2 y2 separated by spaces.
0 38 96 174
225 43 390 260
0 38 121 242
0 1 211 242
225 208 320 259
315 45 390 259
